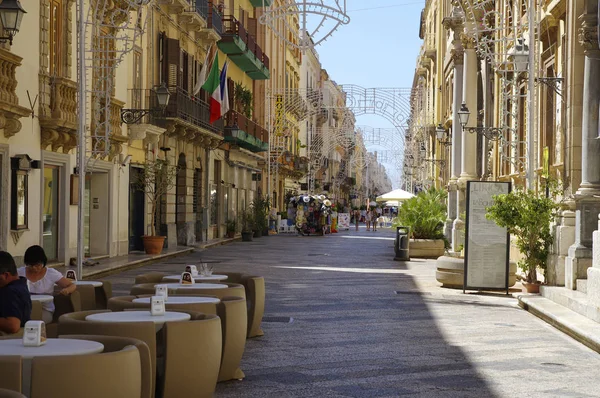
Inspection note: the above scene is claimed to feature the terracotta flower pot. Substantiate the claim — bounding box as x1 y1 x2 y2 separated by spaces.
142 236 165 254
522 281 541 294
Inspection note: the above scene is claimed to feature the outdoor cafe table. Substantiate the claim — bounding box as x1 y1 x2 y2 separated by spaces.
133 296 220 305
29 295 53 303
73 280 103 287
85 311 191 331
0 338 104 396
161 274 228 283
156 283 229 292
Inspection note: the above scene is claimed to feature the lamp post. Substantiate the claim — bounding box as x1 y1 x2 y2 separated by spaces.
0 0 26 45
121 83 171 124
457 103 502 141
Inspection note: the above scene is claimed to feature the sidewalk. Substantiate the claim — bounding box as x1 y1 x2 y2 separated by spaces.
51 235 240 279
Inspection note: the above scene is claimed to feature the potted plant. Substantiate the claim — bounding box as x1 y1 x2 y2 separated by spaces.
485 187 560 293
226 218 237 239
131 158 179 254
392 187 448 258
239 208 254 242
251 195 270 237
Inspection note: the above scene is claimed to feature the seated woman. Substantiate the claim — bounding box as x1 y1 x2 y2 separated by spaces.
18 245 75 323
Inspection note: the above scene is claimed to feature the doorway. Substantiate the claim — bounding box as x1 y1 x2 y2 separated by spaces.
42 166 59 261
129 166 145 251
84 173 109 257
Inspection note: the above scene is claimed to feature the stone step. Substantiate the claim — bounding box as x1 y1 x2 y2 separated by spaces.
540 286 600 323
518 294 600 354
577 279 588 294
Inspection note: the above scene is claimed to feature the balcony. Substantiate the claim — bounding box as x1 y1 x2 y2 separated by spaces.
181 0 223 42
223 110 268 152
249 0 272 7
127 87 223 149
39 76 78 152
218 16 270 80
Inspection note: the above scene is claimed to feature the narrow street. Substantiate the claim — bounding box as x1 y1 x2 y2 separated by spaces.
104 229 600 397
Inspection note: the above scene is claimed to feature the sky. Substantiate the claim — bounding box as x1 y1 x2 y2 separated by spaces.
307 0 425 186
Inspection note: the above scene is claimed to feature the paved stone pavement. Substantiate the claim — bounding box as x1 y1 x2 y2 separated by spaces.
102 227 600 397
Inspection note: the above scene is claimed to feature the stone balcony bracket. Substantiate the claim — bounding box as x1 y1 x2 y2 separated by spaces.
164 119 223 149
0 48 31 138
127 123 166 147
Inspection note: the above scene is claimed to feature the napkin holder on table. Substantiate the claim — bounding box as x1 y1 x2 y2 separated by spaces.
65 270 77 281
155 285 168 301
180 271 194 284
23 321 47 347
185 265 198 277
150 296 166 316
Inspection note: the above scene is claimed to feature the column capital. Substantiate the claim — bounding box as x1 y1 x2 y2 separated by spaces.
460 33 477 50
451 48 464 66
578 13 599 54
442 6 464 32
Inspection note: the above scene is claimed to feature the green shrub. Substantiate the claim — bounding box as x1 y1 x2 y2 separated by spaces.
393 187 447 240
485 188 559 283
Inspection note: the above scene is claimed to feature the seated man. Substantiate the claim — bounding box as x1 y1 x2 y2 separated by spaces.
0 251 32 334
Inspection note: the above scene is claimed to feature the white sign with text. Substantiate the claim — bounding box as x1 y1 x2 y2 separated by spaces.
465 181 510 291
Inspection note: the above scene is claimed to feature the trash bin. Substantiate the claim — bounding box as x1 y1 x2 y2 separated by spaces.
394 226 410 261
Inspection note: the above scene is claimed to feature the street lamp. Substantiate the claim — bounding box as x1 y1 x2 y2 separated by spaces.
509 38 529 73
121 82 171 124
457 102 502 141
435 123 451 146
0 0 26 45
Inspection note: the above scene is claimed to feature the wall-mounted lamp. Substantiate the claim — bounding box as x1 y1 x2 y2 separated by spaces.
458 103 502 141
435 123 451 146
0 0 26 45
121 82 171 124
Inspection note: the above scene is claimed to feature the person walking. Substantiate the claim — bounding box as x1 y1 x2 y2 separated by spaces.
354 208 360 231
365 209 372 231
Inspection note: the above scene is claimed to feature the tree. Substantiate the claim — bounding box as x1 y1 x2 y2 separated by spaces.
131 158 179 237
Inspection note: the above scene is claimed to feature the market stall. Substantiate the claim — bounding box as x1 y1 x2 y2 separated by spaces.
289 194 333 236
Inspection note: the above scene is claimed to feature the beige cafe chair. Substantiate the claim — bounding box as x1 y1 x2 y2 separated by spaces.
0 388 26 398
58 310 158 398
216 296 248 382
0 356 22 394
159 314 222 398
59 334 152 398
29 345 141 398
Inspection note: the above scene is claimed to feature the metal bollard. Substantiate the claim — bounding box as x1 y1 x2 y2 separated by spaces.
394 226 410 261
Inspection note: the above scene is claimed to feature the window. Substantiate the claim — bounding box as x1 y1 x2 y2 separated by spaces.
49 0 63 76
132 49 143 109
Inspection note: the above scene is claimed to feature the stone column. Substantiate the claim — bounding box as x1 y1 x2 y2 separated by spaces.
572 9 600 291
453 33 478 249
442 8 464 250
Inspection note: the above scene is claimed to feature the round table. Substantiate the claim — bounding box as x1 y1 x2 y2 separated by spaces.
162 274 228 283
0 338 104 397
86 311 191 330
157 283 229 290
0 338 104 358
74 281 103 287
30 295 53 303
133 296 220 305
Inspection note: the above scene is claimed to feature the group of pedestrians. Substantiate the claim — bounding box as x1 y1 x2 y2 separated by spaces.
353 207 383 231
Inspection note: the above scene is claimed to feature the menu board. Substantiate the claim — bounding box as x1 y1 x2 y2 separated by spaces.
464 181 510 292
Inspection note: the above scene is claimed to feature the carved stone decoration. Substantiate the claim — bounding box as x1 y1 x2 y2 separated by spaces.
578 13 599 52
460 33 477 50
451 48 465 66
108 134 128 162
0 48 31 137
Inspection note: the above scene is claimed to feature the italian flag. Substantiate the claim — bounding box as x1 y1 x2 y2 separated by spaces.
202 52 221 124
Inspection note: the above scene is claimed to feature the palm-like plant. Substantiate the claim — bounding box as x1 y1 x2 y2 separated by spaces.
393 187 447 239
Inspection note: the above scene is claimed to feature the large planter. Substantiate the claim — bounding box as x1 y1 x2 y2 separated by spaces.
142 236 165 254
409 239 445 258
435 255 518 288
241 231 253 242
226 231 235 239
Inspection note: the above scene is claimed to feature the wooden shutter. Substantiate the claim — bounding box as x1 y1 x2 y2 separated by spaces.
247 17 257 39
166 38 180 88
